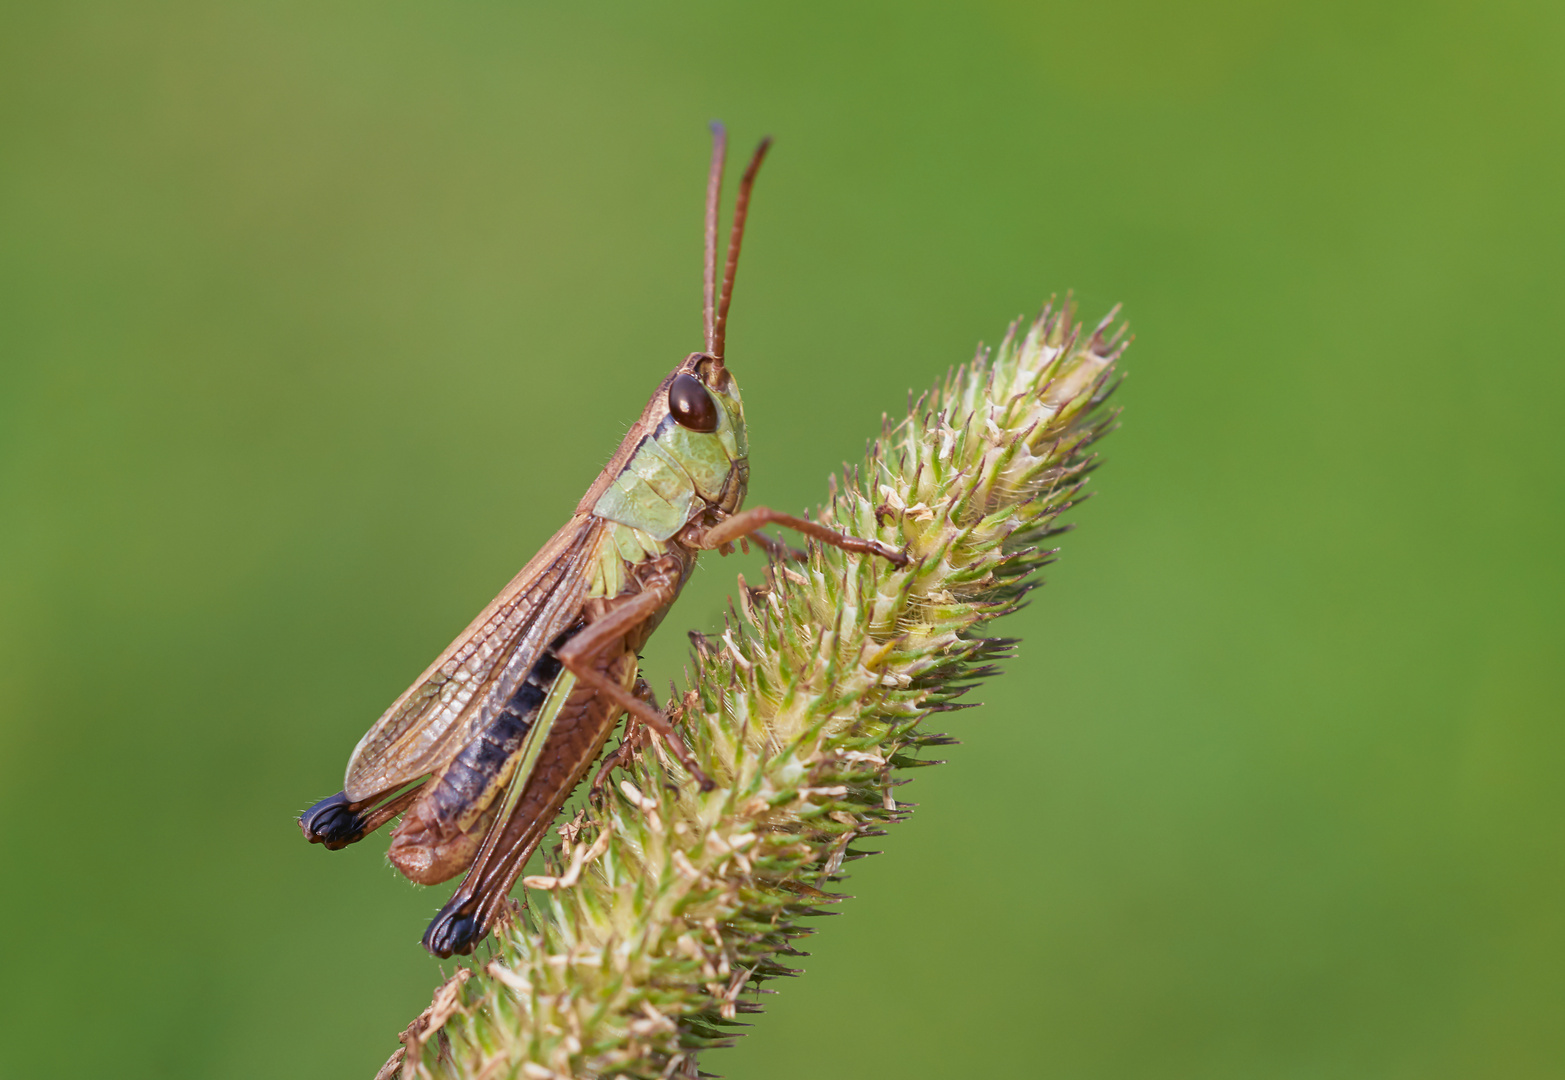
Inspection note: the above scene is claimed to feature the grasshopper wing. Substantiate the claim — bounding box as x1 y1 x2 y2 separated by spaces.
343 515 604 801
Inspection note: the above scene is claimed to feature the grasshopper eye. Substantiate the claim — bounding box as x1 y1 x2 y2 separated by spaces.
668 373 719 432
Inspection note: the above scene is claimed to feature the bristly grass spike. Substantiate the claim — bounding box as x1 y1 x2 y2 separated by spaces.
297 123 908 959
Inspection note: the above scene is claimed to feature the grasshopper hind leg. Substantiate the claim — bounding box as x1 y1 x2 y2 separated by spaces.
299 792 362 848
423 900 484 957
299 783 427 850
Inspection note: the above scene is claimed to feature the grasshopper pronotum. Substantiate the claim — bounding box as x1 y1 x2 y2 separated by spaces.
299 125 908 958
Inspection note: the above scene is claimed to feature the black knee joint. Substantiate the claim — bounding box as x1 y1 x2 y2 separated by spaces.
298 792 364 849
423 902 483 958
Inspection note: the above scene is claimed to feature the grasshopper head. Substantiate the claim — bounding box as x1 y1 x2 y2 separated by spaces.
661 350 748 513
581 350 748 536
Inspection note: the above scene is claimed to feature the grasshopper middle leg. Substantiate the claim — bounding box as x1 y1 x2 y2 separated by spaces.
555 583 714 791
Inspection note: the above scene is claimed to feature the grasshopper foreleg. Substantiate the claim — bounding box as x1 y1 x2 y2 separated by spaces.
697 506 908 566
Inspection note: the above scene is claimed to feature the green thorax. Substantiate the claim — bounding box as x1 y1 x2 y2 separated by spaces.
586 378 747 597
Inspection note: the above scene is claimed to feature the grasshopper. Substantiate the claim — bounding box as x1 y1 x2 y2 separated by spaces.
299 125 908 958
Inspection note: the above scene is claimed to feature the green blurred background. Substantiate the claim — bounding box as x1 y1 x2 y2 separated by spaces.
3 1 1562 1077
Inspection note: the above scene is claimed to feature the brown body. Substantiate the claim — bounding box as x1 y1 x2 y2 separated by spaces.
297 126 905 958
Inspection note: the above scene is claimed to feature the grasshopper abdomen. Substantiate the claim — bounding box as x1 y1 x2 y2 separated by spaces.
387 635 578 885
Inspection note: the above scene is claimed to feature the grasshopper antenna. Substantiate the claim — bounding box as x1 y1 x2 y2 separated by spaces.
711 132 772 372
703 121 727 358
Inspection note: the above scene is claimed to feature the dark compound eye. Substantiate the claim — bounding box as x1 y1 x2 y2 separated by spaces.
668 372 719 432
